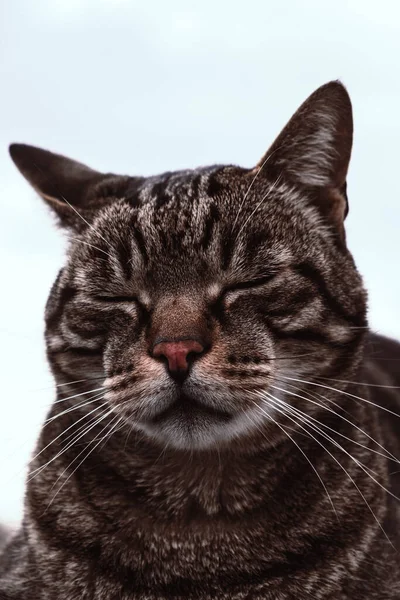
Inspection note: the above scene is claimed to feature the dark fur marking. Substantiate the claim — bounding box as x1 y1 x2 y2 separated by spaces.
201 204 220 251
109 374 138 392
131 222 148 266
245 230 269 257
124 178 146 207
294 262 366 327
223 368 265 378
206 173 222 197
190 174 201 199
153 176 173 209
220 235 235 271
110 364 134 377
116 237 132 280
46 280 77 330
57 347 103 357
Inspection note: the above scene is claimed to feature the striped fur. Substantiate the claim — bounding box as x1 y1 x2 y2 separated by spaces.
1 81 399 598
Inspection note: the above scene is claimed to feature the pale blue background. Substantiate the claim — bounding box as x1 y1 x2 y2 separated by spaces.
1 0 399 525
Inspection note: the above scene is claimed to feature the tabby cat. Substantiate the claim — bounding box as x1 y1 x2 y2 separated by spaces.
1 81 399 599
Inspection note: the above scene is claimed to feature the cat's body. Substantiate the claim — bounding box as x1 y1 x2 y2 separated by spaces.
1 82 399 598
1 334 400 600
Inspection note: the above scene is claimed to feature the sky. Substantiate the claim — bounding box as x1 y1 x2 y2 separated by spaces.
1 0 400 526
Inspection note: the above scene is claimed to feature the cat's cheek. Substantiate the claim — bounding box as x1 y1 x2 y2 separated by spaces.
50 350 105 384
216 315 276 369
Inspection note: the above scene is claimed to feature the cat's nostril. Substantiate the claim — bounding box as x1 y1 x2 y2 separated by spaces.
152 339 205 378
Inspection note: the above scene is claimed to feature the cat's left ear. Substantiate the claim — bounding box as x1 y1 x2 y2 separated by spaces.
257 81 353 234
9 143 134 231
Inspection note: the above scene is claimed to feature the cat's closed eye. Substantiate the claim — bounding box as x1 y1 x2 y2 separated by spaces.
93 275 278 308
94 295 139 303
223 273 278 294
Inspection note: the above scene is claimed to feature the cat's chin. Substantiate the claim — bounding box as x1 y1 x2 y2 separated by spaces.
133 396 266 450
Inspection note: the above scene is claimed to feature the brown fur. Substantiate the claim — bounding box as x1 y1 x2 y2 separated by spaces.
1 81 399 599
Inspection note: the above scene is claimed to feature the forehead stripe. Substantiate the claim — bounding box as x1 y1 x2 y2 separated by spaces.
200 204 220 251
132 223 149 266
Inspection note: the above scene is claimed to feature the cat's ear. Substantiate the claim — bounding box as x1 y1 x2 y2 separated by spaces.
9 144 131 231
257 81 353 231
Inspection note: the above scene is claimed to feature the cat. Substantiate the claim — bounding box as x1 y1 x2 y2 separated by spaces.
0 81 399 599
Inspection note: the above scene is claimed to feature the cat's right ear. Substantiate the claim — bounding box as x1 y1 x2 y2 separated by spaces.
9 144 129 231
254 81 353 239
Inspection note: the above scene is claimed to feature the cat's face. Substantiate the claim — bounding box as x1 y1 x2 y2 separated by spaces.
10 81 367 450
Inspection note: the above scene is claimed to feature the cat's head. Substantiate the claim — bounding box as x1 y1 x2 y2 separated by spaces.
10 81 367 451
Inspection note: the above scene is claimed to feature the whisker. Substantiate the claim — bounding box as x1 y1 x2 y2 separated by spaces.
235 174 283 242
283 380 358 422
256 391 395 550
267 351 322 361
27 402 111 482
280 375 400 419
96 414 128 452
232 158 268 232
52 397 131 458
250 398 338 519
316 376 400 390
268 387 384 475
271 381 400 464
45 391 105 424
232 144 284 231
61 406 110 444
67 237 112 259
45 414 123 511
15 403 106 488
265 391 400 508
54 374 106 387
26 403 108 475
55 377 105 388
52 386 105 406
48 412 120 494
2 388 107 475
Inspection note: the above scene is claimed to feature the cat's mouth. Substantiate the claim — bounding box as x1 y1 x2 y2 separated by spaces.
134 390 253 450
149 393 233 426
131 388 265 450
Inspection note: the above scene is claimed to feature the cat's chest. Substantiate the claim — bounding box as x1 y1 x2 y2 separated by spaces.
33 522 302 598
39 521 398 600
38 557 352 600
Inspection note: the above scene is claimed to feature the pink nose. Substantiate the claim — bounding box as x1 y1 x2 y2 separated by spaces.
152 339 204 375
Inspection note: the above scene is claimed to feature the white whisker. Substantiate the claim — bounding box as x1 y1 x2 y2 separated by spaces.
67 237 112 259
235 173 283 242
280 375 400 419
52 386 105 406
250 397 338 519
256 391 395 550
271 382 400 464
232 144 284 231
316 376 400 390
45 414 123 510
26 403 108 474
28 403 111 482
45 391 105 424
